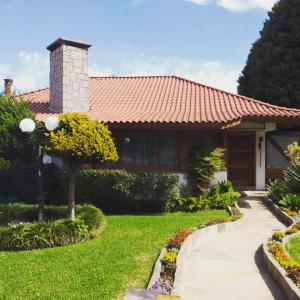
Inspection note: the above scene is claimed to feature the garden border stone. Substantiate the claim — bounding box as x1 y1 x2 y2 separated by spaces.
261 197 295 226
263 232 300 300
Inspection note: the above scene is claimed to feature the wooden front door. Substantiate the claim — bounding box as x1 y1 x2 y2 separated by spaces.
228 132 255 187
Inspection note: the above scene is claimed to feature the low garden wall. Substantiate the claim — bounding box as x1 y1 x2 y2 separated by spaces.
262 197 295 226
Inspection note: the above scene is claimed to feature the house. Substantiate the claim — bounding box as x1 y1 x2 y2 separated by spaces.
10 37 300 190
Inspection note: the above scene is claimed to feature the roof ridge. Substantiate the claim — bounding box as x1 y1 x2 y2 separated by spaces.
172 75 300 113
18 87 49 97
89 75 173 79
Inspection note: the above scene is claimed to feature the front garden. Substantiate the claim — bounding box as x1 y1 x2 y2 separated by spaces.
0 210 228 299
0 95 242 299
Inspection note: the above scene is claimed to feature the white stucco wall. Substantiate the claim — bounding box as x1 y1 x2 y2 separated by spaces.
255 123 276 190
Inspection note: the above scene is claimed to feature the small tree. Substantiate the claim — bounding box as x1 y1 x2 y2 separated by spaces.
44 113 118 219
187 147 226 195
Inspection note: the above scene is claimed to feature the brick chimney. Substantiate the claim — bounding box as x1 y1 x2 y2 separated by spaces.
4 78 13 96
47 37 91 113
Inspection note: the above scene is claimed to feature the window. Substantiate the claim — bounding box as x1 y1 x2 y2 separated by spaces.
160 136 177 166
116 135 178 169
116 136 156 166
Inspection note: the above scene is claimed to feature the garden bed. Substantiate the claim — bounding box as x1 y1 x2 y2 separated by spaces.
0 203 105 251
263 222 300 300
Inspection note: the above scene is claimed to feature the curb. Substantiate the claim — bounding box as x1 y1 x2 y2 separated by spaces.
261 197 295 226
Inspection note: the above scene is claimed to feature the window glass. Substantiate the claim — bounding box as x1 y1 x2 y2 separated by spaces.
116 137 134 165
160 136 177 166
134 136 156 166
191 136 217 153
116 136 156 166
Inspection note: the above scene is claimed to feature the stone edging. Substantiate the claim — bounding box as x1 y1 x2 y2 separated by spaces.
263 233 300 300
261 197 295 226
147 248 166 289
171 217 243 297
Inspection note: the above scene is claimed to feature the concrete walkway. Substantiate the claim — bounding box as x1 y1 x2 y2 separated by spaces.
182 198 287 300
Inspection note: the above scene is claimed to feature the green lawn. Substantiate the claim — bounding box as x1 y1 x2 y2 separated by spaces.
285 236 300 263
0 210 227 300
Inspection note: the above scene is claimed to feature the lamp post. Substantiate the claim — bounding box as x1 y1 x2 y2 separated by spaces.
19 116 59 221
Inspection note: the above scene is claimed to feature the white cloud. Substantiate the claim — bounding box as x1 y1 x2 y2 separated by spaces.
0 52 240 94
184 0 278 11
0 51 49 93
90 55 241 93
217 0 277 11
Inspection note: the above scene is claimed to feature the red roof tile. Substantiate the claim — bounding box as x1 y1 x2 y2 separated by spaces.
21 76 300 124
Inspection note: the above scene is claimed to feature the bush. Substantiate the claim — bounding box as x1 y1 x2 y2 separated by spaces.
209 181 240 209
0 203 104 251
75 169 180 213
279 193 300 213
284 164 300 194
266 180 287 204
170 194 211 213
187 147 225 194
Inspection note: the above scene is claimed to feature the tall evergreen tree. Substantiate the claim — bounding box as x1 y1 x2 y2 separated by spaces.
238 0 300 108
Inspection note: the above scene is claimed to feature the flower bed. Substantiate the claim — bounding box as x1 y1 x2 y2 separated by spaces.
151 213 242 295
0 203 105 251
267 222 300 288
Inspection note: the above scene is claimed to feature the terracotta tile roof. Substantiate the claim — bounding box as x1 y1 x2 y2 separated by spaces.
21 76 300 124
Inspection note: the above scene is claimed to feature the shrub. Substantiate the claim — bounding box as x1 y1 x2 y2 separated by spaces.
284 164 300 194
279 193 300 213
266 180 287 204
75 169 180 213
170 194 211 213
286 142 300 165
209 181 240 209
0 203 104 251
272 231 285 242
187 147 225 194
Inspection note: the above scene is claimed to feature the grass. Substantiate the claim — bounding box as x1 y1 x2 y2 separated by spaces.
0 210 227 300
285 236 300 264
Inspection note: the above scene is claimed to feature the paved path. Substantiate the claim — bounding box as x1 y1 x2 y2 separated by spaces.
182 198 287 300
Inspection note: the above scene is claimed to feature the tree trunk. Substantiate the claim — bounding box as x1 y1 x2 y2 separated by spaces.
68 171 76 220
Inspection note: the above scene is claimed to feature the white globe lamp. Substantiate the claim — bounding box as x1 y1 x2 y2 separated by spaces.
45 116 59 131
19 118 36 133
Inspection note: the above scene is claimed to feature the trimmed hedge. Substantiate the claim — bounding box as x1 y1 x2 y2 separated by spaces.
0 203 105 251
75 169 180 213
0 167 180 213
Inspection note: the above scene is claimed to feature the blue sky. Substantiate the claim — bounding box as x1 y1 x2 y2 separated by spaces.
0 0 277 93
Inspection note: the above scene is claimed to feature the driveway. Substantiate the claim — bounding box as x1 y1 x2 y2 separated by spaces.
182 198 287 300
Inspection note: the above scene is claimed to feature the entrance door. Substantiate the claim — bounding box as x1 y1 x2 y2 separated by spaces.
228 132 255 187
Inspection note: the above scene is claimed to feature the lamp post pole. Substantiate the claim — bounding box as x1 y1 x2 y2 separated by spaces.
37 145 45 221
19 116 59 221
